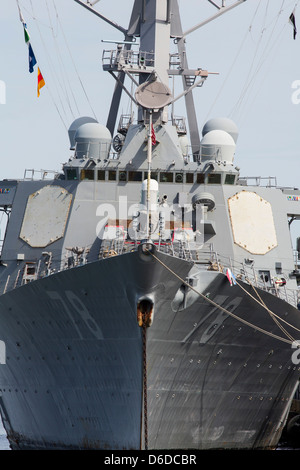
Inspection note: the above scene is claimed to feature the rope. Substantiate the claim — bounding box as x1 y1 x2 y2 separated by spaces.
23 0 98 125
230 1 289 123
201 2 260 126
28 0 70 126
236 277 299 342
146 249 297 346
45 0 79 118
51 0 98 121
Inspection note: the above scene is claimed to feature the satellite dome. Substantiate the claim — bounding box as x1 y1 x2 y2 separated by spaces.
200 129 236 163
202 117 239 143
75 123 111 141
68 116 98 150
74 123 112 161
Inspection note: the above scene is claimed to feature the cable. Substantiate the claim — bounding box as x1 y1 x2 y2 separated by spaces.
147 249 297 346
52 0 98 121
230 0 293 123
45 0 79 118
27 0 70 125
201 1 261 126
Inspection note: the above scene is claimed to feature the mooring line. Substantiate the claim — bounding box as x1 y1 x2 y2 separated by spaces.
147 250 296 345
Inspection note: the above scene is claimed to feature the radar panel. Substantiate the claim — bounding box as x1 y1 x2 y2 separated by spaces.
135 80 172 109
19 185 72 247
228 191 277 255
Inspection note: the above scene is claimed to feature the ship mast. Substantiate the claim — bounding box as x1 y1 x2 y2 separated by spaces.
74 0 247 155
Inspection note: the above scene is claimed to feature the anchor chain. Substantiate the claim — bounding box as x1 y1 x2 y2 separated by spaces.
137 298 153 449
142 319 148 450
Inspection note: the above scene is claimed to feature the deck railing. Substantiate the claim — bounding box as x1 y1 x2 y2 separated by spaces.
1 240 299 309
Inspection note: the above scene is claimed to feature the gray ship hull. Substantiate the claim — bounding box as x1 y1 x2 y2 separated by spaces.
0 247 299 450
147 271 300 450
0 247 191 449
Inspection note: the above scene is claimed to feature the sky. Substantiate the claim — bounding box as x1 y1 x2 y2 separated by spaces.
1 0 300 190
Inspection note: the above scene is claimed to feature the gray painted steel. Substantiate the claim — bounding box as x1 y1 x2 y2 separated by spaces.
0 0 299 450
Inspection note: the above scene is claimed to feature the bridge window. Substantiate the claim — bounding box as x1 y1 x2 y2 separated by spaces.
108 170 116 181
97 170 106 181
147 172 158 181
186 173 194 184
66 169 78 180
160 172 173 183
196 173 205 184
207 173 221 184
128 171 143 182
80 169 94 181
225 174 235 185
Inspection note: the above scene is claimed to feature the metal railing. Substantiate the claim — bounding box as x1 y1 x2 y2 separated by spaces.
102 48 155 71
214 251 300 309
1 238 299 308
23 169 60 180
0 239 215 295
237 176 278 187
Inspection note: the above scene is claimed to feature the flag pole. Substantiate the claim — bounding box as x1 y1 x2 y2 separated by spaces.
146 110 153 240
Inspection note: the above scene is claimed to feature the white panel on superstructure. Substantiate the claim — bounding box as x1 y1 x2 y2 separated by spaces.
19 185 72 247
228 191 277 255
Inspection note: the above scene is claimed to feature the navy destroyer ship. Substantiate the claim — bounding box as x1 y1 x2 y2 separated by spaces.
0 0 300 450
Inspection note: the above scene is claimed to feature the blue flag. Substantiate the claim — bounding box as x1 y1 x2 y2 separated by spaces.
28 43 37 73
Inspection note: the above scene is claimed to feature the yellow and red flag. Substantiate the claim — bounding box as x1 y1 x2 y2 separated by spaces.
37 67 45 97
